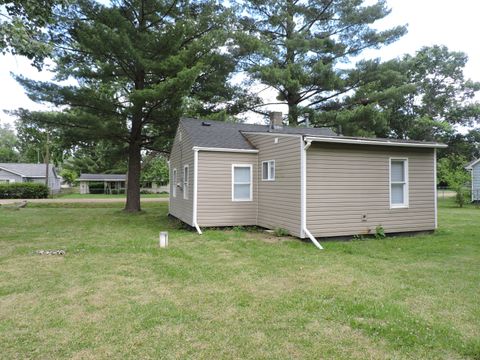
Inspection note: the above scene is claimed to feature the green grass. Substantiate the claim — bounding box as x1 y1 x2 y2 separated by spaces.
53 193 169 199
0 198 479 359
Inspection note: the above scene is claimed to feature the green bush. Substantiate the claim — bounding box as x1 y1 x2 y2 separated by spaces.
88 182 105 194
0 183 49 199
273 227 289 237
454 186 468 208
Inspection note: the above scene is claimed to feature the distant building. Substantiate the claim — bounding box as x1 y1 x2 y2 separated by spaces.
465 159 480 202
78 174 126 194
0 163 61 193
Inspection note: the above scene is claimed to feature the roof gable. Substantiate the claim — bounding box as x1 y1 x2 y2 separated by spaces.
179 117 336 150
465 158 480 170
0 163 59 178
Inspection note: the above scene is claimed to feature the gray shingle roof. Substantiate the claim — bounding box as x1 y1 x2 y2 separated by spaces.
180 117 337 150
78 174 126 181
179 118 446 150
0 163 59 178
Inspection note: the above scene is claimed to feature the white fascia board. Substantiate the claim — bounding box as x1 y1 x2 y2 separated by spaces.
0 166 25 177
465 158 480 170
192 146 259 153
304 136 448 149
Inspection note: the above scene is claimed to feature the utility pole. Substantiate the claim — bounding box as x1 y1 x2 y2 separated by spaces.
45 132 50 193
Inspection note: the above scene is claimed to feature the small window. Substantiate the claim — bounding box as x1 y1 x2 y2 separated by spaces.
232 164 252 201
390 159 408 208
262 160 275 181
0 179 10 184
183 165 189 200
172 168 177 198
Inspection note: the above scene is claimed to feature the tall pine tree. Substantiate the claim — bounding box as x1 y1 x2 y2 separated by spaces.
16 0 237 211
237 0 406 125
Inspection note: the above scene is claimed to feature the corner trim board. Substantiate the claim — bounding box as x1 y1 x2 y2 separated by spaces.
193 149 202 234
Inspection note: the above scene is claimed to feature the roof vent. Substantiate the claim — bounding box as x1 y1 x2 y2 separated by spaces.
202 121 211 126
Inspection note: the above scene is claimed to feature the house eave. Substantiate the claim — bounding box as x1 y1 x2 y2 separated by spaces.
191 146 259 153
304 136 448 149
465 158 480 170
0 166 25 177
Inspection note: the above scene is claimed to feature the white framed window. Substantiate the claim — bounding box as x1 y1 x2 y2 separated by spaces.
390 158 409 208
0 179 11 184
232 164 252 201
172 168 177 198
183 165 189 200
262 160 275 181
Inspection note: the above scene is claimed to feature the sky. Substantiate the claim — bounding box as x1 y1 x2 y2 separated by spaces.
0 0 479 127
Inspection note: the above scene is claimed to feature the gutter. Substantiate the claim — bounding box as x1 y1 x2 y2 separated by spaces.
300 137 323 250
192 148 202 235
304 136 448 149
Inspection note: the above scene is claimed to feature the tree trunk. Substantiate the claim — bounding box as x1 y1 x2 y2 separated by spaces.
125 139 142 212
288 101 299 126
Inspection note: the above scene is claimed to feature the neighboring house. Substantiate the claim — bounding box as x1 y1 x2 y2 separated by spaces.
0 163 61 193
465 158 480 202
141 182 170 194
78 174 126 194
169 114 447 248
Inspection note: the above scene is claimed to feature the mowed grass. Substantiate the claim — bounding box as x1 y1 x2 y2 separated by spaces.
0 199 479 359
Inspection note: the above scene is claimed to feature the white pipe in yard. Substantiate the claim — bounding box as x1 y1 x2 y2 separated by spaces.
304 228 324 250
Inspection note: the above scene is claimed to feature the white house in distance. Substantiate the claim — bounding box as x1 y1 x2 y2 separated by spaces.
168 114 447 248
78 173 169 194
78 174 126 194
0 163 61 193
465 158 480 202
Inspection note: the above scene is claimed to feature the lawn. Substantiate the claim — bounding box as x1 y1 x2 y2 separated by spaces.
0 199 479 359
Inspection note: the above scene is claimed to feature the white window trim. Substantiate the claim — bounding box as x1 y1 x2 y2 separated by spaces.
0 178 12 183
389 158 409 209
262 160 275 181
172 168 177 198
232 164 253 202
183 165 189 200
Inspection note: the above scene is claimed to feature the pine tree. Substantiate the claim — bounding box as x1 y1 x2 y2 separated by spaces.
15 0 236 211
237 0 406 125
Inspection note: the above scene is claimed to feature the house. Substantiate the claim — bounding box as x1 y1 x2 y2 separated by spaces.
0 163 61 193
169 114 447 248
465 158 480 202
78 174 126 194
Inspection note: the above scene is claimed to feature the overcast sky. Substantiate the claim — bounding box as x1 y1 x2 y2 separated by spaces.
1 0 479 126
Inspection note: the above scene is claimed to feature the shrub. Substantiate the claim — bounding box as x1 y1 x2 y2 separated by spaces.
88 182 105 194
273 227 289 237
454 186 468 208
0 183 49 199
375 225 386 239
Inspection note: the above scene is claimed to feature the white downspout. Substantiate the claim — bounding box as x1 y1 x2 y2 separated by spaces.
193 148 202 235
301 138 323 250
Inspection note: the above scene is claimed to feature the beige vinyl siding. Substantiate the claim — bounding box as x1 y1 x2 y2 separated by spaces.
244 133 302 237
197 151 257 226
169 123 194 226
306 143 435 237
